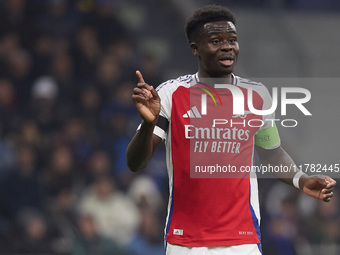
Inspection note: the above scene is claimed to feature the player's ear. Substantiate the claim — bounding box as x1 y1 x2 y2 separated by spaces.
190 42 199 56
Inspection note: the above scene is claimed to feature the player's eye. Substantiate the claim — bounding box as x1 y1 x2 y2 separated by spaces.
211 39 220 45
229 38 237 43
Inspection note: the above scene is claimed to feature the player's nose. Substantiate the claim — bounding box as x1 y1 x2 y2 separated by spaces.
220 41 232 52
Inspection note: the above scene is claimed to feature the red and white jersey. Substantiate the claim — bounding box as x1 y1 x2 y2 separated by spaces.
151 73 280 247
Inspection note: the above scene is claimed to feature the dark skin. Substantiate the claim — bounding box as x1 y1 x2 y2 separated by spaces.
126 21 336 202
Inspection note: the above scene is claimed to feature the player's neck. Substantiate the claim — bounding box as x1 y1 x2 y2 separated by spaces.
197 71 234 87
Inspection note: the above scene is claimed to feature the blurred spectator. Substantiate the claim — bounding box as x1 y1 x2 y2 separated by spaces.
0 33 21 76
47 187 79 254
44 145 79 200
99 82 139 185
95 55 122 100
100 82 137 126
128 175 163 210
51 52 79 120
101 112 133 188
77 86 102 140
127 207 165 255
28 76 59 133
0 0 38 49
267 197 299 255
139 53 164 87
106 39 137 81
6 49 34 108
16 119 43 148
310 196 340 255
263 182 299 255
85 150 113 184
56 117 94 168
1 143 44 220
13 118 49 171
10 208 59 254
31 31 54 77
72 25 101 82
37 0 80 39
72 213 126 255
81 0 129 47
78 176 140 246
31 76 58 99
0 78 18 133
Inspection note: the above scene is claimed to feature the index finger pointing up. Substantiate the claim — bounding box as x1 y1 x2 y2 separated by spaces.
136 70 145 83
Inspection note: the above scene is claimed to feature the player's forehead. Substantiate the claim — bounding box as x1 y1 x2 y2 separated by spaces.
202 21 237 35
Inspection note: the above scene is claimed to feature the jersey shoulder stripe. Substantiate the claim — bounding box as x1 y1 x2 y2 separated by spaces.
154 74 196 140
156 74 195 92
234 75 271 106
235 76 264 87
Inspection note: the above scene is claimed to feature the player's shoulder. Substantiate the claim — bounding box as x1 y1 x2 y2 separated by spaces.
234 75 270 93
234 75 272 101
156 73 196 93
234 75 265 88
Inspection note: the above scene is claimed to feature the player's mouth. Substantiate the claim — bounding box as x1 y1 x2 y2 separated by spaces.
219 57 234 67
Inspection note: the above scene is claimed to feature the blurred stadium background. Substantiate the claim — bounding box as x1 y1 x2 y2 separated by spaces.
0 0 339 254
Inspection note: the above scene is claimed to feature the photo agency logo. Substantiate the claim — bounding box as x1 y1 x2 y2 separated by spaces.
187 82 312 128
187 82 313 178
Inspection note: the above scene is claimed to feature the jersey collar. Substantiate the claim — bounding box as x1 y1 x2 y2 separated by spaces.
193 73 235 87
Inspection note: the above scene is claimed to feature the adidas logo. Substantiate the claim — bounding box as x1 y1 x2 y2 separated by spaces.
173 229 183 235
183 106 202 118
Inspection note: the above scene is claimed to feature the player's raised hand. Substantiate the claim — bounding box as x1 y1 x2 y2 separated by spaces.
132 70 161 123
300 175 336 202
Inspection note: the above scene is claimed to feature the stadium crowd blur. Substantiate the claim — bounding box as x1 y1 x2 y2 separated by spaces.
0 0 339 254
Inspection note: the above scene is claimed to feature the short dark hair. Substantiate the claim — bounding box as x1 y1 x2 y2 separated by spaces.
185 5 236 43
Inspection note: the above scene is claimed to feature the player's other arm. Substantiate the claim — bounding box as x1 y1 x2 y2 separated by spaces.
256 145 336 202
126 71 162 172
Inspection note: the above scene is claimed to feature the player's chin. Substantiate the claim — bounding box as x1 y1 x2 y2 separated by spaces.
219 65 235 76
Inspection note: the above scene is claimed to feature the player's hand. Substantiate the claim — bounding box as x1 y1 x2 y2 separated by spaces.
132 70 161 123
300 175 336 202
